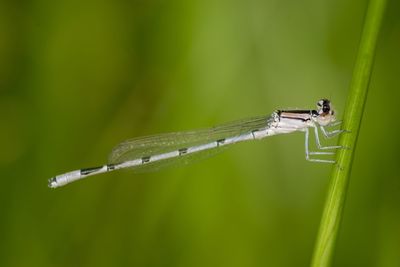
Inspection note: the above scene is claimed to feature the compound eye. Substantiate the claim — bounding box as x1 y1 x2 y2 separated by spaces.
322 105 330 113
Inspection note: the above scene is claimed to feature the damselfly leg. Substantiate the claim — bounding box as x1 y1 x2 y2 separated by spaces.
305 128 336 163
313 126 342 150
320 121 349 138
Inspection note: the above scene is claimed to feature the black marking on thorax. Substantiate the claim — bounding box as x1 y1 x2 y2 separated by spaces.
280 109 312 114
278 110 313 122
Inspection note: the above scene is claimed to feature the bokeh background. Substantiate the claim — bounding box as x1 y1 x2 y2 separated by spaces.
0 0 399 266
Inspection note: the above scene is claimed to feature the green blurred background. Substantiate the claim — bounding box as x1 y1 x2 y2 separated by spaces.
1 0 399 266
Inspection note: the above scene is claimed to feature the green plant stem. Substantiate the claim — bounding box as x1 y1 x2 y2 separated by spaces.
310 0 387 266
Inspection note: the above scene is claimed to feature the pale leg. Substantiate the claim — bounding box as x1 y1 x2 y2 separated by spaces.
314 126 342 150
305 128 335 163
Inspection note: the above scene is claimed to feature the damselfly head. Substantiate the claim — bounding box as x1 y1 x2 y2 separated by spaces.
315 99 336 125
316 99 331 113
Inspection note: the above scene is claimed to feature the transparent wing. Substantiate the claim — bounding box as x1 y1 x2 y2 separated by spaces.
108 115 272 172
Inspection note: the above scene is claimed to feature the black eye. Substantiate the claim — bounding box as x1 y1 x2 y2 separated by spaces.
323 105 330 113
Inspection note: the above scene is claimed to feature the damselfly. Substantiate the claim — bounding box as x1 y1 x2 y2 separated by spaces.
49 99 345 188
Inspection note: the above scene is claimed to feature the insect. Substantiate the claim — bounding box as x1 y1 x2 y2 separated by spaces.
49 99 345 188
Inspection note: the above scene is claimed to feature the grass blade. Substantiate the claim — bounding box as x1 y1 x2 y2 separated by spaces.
310 0 387 266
